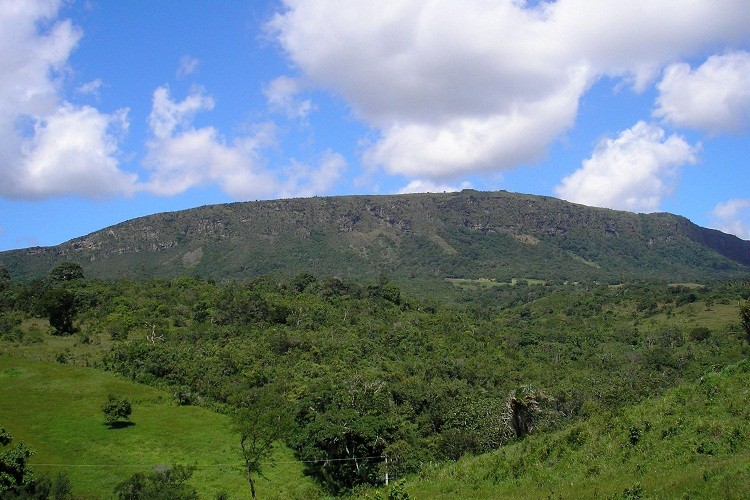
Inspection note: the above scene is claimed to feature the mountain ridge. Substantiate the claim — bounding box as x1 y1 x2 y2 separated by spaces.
2 190 749 283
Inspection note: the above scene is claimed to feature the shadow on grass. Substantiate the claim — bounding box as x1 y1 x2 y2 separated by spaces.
106 421 136 429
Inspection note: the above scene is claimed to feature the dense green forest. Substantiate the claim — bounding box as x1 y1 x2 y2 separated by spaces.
1 263 749 497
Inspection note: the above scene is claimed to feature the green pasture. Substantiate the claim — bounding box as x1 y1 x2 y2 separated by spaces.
0 355 319 499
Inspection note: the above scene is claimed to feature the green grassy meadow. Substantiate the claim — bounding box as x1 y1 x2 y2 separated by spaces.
376 360 750 499
0 355 319 499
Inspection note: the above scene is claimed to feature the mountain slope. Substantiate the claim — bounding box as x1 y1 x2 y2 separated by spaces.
1 190 749 282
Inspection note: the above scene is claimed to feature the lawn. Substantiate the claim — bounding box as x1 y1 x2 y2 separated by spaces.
0 355 319 499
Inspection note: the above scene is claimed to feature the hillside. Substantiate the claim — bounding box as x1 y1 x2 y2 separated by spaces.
1 190 749 283
386 360 750 499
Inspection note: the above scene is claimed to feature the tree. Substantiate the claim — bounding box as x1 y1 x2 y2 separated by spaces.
102 394 132 427
0 425 41 497
114 464 197 500
233 387 293 500
0 267 10 292
48 262 84 283
505 387 552 439
741 301 750 344
42 286 78 335
34 472 74 500
291 378 404 494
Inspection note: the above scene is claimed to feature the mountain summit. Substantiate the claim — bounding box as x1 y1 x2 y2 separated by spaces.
2 190 748 283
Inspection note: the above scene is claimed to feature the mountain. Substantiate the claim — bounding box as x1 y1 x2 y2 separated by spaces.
1 190 749 283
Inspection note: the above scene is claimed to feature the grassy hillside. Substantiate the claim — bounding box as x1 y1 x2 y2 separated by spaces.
377 360 750 499
0 355 320 499
2 190 749 286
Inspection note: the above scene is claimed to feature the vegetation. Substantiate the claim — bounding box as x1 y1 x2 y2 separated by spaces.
102 394 133 427
0 356 318 498
1 425 36 497
1 191 749 286
1 263 749 496
232 387 295 499
114 464 198 500
383 359 750 499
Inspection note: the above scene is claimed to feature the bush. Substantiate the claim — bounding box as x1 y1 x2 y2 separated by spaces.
114 464 197 500
102 394 132 427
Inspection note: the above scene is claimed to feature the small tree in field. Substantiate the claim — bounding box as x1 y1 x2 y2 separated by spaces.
102 395 132 427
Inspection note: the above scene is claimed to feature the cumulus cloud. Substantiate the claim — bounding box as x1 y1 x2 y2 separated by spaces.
277 150 347 198
712 199 750 240
270 0 750 180
177 55 200 78
14 104 136 198
144 86 277 198
264 76 315 120
0 0 135 199
654 51 750 134
144 87 345 199
147 86 215 140
555 121 699 212
398 179 472 194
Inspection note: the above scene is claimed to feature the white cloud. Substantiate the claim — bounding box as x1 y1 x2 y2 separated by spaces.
398 179 472 194
77 78 103 97
555 121 700 212
364 68 589 177
0 0 136 199
147 86 215 140
270 0 750 180
277 150 347 198
264 76 315 120
177 56 200 78
144 87 344 199
712 199 750 240
654 51 750 134
144 86 277 198
14 104 136 198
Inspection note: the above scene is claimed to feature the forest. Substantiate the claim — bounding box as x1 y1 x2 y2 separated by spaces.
1 263 750 498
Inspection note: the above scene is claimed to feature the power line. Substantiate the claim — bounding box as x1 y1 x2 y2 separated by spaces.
29 455 387 468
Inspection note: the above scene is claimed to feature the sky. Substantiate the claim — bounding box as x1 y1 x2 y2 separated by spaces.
1 0 750 252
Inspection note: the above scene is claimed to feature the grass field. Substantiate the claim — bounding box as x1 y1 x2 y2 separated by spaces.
0 355 320 499
372 360 750 499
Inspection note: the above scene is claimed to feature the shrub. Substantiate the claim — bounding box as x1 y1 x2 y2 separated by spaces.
102 394 132 427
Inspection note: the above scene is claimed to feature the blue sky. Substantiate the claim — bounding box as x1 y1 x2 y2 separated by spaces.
1 0 749 251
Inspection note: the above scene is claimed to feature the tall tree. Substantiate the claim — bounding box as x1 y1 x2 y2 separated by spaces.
42 287 77 335
233 387 293 500
741 301 750 344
